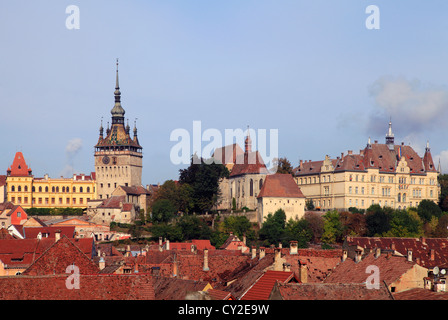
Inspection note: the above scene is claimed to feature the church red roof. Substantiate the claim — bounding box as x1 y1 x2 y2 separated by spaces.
258 173 305 198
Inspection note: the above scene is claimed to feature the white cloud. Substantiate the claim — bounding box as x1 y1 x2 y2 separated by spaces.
367 76 448 137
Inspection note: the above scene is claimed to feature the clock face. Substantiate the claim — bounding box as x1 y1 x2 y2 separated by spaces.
102 156 110 164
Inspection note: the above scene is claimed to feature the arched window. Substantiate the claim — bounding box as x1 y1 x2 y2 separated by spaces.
80 187 83 193
62 187 65 192
73 187 76 193
24 186 28 192
398 193 401 203
39 186 42 192
403 193 406 202
11 186 15 192
45 186 49 192
259 179 263 190
52 186 55 193
250 179 254 197
31 186 35 192
56 187 59 193
87 187 90 193
18 186 21 192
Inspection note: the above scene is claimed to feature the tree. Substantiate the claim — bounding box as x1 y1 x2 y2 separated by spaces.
305 199 315 211
259 209 287 246
438 174 448 211
274 157 294 174
434 214 448 238
382 209 423 237
321 210 344 244
417 199 442 223
155 180 194 214
365 204 391 236
151 199 177 223
304 212 324 242
179 155 229 213
284 218 312 248
177 215 212 240
340 211 367 237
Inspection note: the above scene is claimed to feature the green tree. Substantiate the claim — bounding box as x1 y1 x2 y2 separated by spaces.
179 154 229 213
365 204 391 236
417 199 442 223
382 209 423 237
274 157 294 174
284 218 312 248
177 215 213 240
434 214 448 237
321 210 344 244
259 209 287 246
151 199 177 223
222 216 253 239
438 174 448 211
305 199 315 211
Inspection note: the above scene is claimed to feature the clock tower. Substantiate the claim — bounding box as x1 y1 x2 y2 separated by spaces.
94 60 143 200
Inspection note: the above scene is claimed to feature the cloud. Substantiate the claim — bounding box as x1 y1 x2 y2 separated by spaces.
366 76 448 137
61 138 83 177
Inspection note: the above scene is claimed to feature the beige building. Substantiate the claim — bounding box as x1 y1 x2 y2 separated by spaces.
94 61 143 201
257 173 306 227
293 121 440 211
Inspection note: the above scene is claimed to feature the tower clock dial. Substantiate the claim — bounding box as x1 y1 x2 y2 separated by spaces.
102 156 110 164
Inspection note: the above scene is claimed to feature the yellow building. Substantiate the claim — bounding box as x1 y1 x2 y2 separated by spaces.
293 122 440 211
6 152 96 209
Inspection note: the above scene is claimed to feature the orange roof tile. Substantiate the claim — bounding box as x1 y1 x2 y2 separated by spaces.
240 270 297 300
258 173 305 198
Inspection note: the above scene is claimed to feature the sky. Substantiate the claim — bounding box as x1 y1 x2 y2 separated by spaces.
1 1 448 186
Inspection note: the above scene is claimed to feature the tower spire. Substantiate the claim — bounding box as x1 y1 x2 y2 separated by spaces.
386 118 394 150
245 125 252 153
111 58 125 123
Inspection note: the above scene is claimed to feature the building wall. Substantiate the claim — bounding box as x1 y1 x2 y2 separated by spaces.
257 196 306 227
6 175 96 209
94 150 143 200
219 173 267 211
295 168 439 211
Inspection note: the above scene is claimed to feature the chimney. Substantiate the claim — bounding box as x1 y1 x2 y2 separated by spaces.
355 250 362 263
99 257 105 270
430 249 435 261
375 248 381 259
300 160 303 167
282 263 291 272
97 249 101 257
407 250 413 262
37 232 42 240
259 247 266 260
203 248 209 271
278 242 282 249
125 245 131 257
243 234 246 245
191 244 197 254
421 237 426 245
348 150 353 155
251 246 257 259
290 241 298 255
55 230 61 242
342 250 348 262
391 243 396 251
166 240 170 251
298 259 307 283
274 247 281 262
159 237 163 252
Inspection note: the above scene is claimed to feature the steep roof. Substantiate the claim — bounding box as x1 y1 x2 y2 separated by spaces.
240 270 297 300
257 173 305 198
7 152 32 177
153 277 209 300
230 151 268 177
22 226 75 239
393 287 448 300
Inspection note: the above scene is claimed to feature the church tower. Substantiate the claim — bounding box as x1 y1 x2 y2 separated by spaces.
94 60 143 200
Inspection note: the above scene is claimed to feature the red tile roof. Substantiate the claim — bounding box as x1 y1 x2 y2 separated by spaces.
206 289 235 300
294 142 435 176
0 273 155 300
257 173 305 198
230 151 268 177
22 226 75 239
271 282 393 300
393 287 448 300
240 270 297 300
98 195 127 209
324 252 416 286
345 236 448 269
153 277 209 300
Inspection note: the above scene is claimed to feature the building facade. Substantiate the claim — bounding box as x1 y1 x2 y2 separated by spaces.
293 121 440 212
215 131 268 211
5 152 96 209
94 60 143 200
